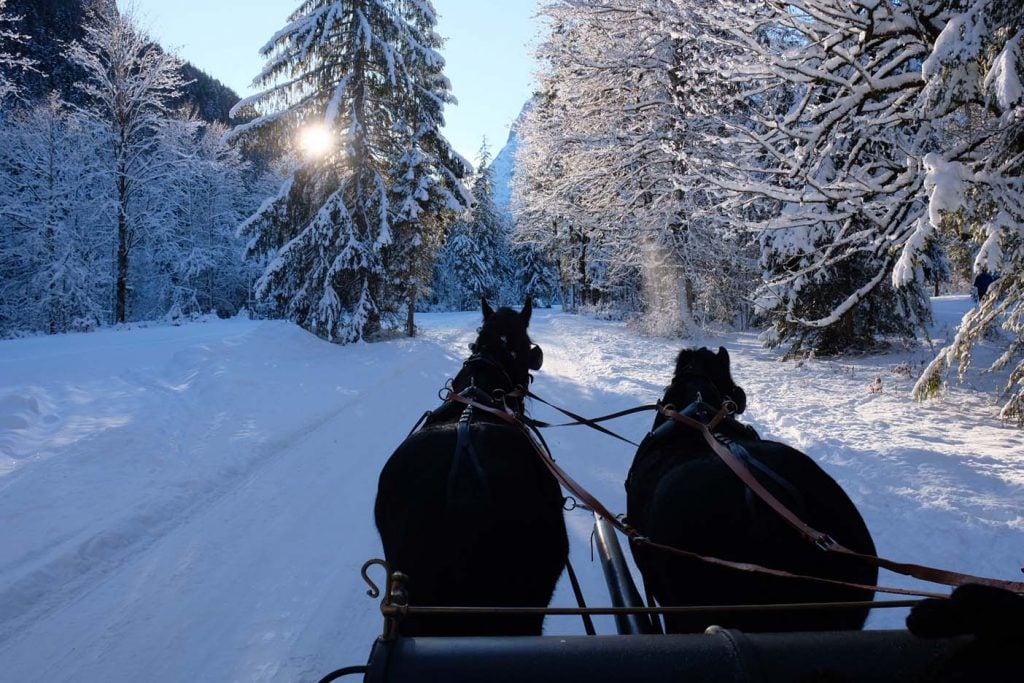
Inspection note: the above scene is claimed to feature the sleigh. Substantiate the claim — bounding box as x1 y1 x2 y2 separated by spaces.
321 518 979 682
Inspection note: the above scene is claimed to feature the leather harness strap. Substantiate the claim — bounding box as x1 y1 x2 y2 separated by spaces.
659 406 1024 595
444 392 948 600
447 390 1024 597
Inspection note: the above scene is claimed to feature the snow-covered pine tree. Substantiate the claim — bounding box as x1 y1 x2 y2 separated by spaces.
431 142 515 310
231 0 464 342
467 142 511 299
66 3 187 325
701 0 933 355
909 0 1024 424
384 0 472 336
510 241 559 307
432 217 489 310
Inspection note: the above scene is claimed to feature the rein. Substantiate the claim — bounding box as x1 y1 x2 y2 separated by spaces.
658 404 1024 594
523 390 657 447
446 388 1024 598
443 391 947 599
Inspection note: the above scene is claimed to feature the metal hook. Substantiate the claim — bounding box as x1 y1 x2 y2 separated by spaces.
361 558 391 599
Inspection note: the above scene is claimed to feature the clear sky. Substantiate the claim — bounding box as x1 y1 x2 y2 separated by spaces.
117 0 541 163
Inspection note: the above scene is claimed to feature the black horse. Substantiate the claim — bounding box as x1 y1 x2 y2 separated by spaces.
626 347 878 633
374 298 568 636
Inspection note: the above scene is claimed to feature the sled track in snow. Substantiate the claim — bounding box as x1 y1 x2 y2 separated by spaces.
0 347 427 648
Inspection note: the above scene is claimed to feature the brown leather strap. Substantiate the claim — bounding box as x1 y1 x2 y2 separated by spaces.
660 406 1024 594
445 393 947 599
661 407 833 548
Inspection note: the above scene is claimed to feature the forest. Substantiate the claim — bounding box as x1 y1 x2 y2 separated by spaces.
0 0 1022 423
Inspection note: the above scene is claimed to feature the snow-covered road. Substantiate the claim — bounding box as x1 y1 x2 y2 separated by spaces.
1 301 1021 681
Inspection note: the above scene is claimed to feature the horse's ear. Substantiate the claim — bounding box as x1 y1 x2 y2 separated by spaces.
728 386 747 414
529 344 544 371
481 298 494 320
520 297 533 325
717 346 730 368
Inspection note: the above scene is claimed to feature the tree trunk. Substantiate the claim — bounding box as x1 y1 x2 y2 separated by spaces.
406 285 416 337
115 170 129 324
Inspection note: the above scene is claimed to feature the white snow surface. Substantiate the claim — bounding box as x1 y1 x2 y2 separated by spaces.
2 298 1023 681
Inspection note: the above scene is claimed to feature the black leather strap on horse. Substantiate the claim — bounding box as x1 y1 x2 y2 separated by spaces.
443 392 948 600
445 391 638 527
525 390 658 447
659 405 1024 595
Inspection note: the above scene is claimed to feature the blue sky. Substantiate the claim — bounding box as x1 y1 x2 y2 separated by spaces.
119 0 541 163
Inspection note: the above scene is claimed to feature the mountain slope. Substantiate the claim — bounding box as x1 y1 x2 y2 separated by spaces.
1 0 238 122
490 98 533 214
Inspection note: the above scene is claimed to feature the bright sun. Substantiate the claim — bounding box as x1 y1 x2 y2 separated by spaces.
298 123 334 157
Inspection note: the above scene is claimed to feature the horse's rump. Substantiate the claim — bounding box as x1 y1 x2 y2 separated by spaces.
375 420 568 636
629 437 878 633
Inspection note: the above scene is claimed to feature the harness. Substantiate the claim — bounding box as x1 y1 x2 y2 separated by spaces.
437 388 1024 597
636 400 804 525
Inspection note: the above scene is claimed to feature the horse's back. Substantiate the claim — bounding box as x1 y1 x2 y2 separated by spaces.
630 438 878 633
375 422 568 636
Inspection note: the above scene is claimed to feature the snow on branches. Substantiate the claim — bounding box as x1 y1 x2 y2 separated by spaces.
0 0 33 103
516 0 756 332
232 0 468 343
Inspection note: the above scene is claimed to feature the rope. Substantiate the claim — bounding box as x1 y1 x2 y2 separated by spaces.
445 392 947 599
565 559 597 635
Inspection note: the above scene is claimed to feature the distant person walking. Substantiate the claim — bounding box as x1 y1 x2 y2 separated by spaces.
973 271 997 302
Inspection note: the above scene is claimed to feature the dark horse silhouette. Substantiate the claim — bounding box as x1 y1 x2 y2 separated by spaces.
625 347 878 633
374 298 568 636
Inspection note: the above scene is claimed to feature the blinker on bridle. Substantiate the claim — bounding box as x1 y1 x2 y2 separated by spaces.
467 341 544 372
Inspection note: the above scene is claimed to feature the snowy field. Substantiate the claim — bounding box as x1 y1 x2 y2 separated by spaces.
1 297 1022 682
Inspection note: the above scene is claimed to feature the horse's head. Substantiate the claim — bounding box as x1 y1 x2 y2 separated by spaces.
662 346 747 417
454 298 543 401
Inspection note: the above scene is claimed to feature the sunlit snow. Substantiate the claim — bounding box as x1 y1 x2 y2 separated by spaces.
1 298 1021 681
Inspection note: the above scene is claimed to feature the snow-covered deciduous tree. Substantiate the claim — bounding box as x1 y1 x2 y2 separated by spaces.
696 0 935 355
516 0 755 332
231 0 467 343
909 0 1024 424
0 95 113 335
127 116 258 321
0 0 33 104
67 2 187 324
